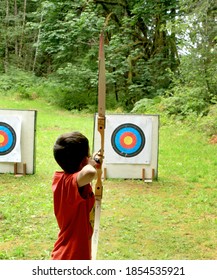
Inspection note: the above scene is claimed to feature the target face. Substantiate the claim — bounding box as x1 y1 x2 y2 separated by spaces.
111 123 145 157
0 122 16 155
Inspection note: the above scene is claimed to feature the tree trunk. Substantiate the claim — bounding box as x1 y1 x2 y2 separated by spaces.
19 0 27 57
33 12 43 72
4 0 9 73
14 0 18 56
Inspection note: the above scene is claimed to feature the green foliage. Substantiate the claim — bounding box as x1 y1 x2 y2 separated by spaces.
0 0 216 115
198 105 217 136
163 86 210 118
131 97 162 114
0 68 40 99
38 0 104 69
178 0 217 104
0 66 97 112
104 0 180 109
51 63 97 111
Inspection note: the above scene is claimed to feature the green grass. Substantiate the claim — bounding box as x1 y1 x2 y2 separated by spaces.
0 96 216 260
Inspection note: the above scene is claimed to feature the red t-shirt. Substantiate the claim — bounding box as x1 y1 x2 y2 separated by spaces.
51 171 95 260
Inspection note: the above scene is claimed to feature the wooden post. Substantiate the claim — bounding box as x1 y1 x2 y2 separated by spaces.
103 167 107 180
14 162 27 176
142 168 145 181
152 168 155 180
14 163 18 174
23 163 27 175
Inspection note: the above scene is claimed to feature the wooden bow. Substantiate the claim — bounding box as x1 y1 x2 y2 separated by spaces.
95 31 106 200
92 31 106 260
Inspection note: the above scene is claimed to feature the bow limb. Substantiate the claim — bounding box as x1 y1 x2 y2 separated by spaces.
92 32 106 260
95 31 106 199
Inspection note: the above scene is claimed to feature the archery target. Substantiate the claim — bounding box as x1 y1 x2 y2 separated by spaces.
0 116 21 163
103 115 152 164
93 114 159 179
111 123 145 157
0 122 16 155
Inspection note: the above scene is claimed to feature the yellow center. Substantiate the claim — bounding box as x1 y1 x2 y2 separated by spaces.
0 134 5 144
124 136 133 145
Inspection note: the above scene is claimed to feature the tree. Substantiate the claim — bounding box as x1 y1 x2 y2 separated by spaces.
4 0 10 72
155 0 217 118
91 0 180 109
0 0 215 114
0 0 40 72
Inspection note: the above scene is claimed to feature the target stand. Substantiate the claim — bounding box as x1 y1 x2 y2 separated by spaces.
93 114 159 182
0 110 37 175
14 162 27 176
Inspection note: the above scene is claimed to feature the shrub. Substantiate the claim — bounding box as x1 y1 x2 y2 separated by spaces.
163 86 209 118
131 97 162 114
198 105 217 136
0 68 41 99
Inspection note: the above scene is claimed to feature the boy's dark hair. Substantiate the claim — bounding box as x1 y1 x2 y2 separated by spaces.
53 131 89 173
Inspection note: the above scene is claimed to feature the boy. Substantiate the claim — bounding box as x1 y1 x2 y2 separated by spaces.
51 131 98 260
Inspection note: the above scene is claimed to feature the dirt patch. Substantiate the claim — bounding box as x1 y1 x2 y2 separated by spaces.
209 135 217 144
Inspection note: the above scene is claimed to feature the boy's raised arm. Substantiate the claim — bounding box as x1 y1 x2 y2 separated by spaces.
77 158 97 187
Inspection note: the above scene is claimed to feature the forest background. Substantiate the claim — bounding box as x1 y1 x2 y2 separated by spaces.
0 0 216 134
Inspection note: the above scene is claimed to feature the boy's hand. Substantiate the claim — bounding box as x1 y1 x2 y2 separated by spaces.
92 151 104 169
88 157 97 168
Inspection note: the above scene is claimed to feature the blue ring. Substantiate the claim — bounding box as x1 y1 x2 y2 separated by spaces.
111 123 145 157
115 127 142 154
0 123 16 155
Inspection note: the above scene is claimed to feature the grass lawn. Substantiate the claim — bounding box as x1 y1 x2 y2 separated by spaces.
0 96 216 260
